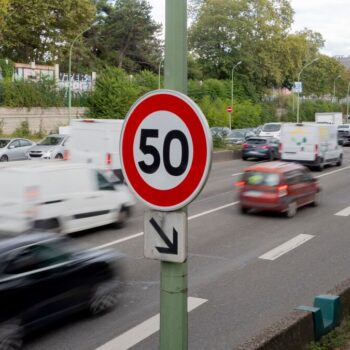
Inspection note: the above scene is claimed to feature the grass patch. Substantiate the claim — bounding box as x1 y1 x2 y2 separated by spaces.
306 318 350 350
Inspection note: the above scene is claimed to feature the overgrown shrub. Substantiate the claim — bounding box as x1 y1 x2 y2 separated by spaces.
88 67 139 119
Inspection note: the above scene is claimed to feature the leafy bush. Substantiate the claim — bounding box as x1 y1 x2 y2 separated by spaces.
232 100 262 128
88 67 139 119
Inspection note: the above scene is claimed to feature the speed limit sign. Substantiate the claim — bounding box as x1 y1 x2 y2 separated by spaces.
120 89 212 211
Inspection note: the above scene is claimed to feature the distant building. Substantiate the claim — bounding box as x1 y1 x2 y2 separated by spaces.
0 61 95 93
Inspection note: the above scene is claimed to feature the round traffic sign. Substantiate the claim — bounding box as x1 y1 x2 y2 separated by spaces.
120 89 212 211
227 106 233 113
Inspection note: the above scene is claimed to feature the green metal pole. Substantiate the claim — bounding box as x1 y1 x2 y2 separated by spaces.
161 0 188 349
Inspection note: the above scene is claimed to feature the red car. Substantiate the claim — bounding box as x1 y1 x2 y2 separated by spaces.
235 162 321 217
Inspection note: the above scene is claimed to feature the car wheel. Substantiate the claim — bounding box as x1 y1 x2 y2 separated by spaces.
268 151 274 161
242 156 248 161
336 155 343 167
285 202 297 218
315 159 324 172
312 192 321 207
55 153 63 160
0 322 22 350
113 207 130 229
33 218 62 233
88 281 119 315
0 155 8 162
240 206 249 214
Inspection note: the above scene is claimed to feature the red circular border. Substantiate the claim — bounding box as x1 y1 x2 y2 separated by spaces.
121 91 208 209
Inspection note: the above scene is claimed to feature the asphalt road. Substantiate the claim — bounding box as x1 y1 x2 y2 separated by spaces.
26 149 350 350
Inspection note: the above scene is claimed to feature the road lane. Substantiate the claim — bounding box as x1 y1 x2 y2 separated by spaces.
26 149 350 350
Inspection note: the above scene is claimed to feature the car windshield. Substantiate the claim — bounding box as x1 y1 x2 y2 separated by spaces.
228 131 244 138
0 139 10 148
262 124 281 132
39 136 63 146
338 125 349 129
247 138 267 145
244 171 280 186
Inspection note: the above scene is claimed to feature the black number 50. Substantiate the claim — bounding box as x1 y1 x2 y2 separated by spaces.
138 129 189 176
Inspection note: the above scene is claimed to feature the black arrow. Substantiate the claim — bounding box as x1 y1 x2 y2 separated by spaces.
149 217 178 255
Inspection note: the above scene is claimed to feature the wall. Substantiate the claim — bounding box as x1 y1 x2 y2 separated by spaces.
0 107 87 134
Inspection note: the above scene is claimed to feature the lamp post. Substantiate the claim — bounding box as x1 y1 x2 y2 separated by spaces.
230 61 242 129
296 57 319 123
347 81 350 118
68 22 96 122
333 75 341 103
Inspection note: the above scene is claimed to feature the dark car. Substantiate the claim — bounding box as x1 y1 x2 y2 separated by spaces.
0 233 122 349
235 161 321 218
225 129 256 145
241 137 280 161
337 124 350 146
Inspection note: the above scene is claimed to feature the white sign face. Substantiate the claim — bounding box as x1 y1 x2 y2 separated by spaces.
120 89 212 211
293 81 303 93
133 111 194 191
144 210 187 263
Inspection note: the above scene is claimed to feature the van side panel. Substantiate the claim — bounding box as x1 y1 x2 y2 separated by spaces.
281 124 318 161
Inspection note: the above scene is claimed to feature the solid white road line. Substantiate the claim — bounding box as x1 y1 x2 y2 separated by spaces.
335 206 350 217
259 234 314 261
95 297 208 350
94 202 239 250
314 165 350 178
94 163 350 251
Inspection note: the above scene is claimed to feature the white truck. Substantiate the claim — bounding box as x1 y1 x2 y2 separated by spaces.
0 161 135 234
280 123 343 171
66 119 124 182
315 112 343 125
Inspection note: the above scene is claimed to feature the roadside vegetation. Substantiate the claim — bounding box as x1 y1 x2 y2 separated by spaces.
307 318 350 350
0 0 349 127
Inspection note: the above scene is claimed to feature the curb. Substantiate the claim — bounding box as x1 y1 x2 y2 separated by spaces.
212 150 241 163
238 278 350 350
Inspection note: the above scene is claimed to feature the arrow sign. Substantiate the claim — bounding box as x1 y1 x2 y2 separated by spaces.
144 210 187 263
149 217 178 255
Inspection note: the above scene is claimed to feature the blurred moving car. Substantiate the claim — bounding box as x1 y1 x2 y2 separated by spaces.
259 123 282 139
0 138 35 162
27 134 69 160
0 161 135 234
280 123 343 171
65 119 125 183
0 233 123 349
210 127 231 138
337 124 350 146
242 137 280 161
225 129 253 145
235 161 321 218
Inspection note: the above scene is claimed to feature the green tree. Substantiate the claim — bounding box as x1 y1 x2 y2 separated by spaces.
88 67 139 119
91 0 162 72
1 0 96 63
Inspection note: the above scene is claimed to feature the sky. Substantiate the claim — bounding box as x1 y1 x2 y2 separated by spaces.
148 0 350 57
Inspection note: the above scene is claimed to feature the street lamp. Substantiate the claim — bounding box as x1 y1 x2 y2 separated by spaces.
68 22 97 122
230 61 242 129
346 81 350 118
296 57 319 123
333 75 341 102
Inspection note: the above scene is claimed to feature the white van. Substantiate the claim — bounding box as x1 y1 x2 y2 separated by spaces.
280 123 343 171
66 119 124 181
0 161 135 234
259 123 282 139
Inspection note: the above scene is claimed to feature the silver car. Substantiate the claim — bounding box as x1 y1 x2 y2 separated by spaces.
0 138 35 162
27 134 69 160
